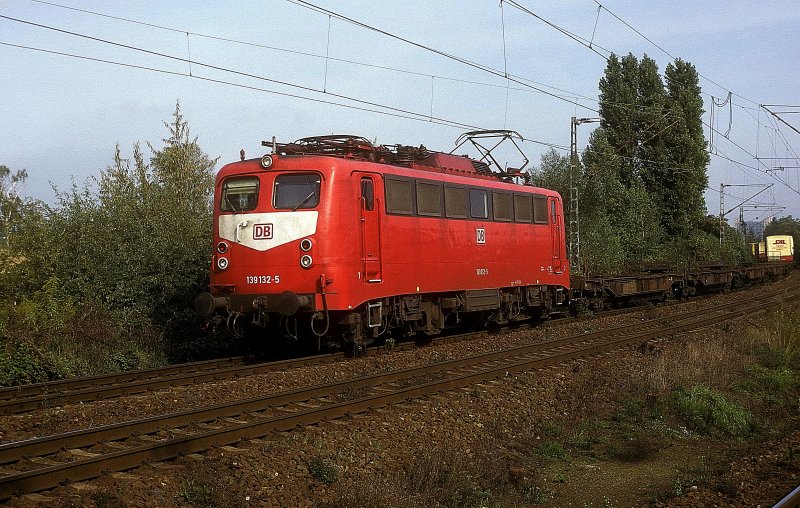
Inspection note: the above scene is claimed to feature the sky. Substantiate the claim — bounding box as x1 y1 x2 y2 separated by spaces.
1 0 799 223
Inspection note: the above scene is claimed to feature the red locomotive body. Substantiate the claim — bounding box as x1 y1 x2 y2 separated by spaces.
196 135 570 349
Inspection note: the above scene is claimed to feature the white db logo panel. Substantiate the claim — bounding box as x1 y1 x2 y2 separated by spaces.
253 223 273 240
476 227 486 244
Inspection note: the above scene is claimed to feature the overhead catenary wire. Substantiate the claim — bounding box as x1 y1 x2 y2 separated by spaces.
18 0 790 144
0 38 571 153
21 0 601 108
0 10 772 182
0 41 479 131
507 0 795 177
591 0 760 108
6 1 797 209
22 0 736 121
0 14 486 130
503 0 611 59
285 0 599 113
287 0 796 182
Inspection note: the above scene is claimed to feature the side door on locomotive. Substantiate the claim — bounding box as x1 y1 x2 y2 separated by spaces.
548 196 565 275
355 172 383 283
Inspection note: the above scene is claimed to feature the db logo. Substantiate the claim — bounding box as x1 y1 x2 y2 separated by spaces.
476 227 486 245
253 223 273 240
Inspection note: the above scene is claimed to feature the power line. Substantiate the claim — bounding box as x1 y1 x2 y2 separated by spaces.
7 2 795 204
489 0 797 174
0 38 577 156
19 0 615 121
24 0 719 119
0 41 475 130
0 40 487 132
0 14 490 130
285 0 598 113
591 1 760 108
30 0 792 165
503 0 611 59
23 0 600 106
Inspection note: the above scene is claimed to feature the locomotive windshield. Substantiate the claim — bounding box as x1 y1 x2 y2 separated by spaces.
274 173 321 210
221 176 259 212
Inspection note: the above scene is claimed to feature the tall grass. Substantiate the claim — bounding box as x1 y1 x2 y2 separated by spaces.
672 385 753 435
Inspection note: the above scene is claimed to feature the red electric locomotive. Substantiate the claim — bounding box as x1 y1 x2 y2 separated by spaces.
196 132 570 350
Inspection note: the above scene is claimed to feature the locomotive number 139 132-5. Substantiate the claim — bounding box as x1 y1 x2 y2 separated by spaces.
246 275 281 284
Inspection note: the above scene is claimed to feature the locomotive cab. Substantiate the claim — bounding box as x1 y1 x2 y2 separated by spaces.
196 154 330 340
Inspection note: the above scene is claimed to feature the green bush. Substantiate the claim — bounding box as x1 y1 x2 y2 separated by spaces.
672 385 753 435
535 441 567 459
0 104 223 382
308 456 339 484
749 365 796 393
0 339 52 386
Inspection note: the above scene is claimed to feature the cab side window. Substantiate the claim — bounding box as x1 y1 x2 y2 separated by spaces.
385 177 414 215
533 196 548 224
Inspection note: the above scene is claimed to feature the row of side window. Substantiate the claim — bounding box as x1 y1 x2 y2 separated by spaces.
383 176 550 224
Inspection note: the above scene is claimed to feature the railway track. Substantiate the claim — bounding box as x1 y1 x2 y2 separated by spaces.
0 284 771 415
1 281 798 500
0 351 358 415
0 325 549 415
0 356 247 412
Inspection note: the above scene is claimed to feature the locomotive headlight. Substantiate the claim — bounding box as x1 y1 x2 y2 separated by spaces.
217 241 229 254
300 254 313 268
217 256 230 270
260 155 273 169
300 238 313 252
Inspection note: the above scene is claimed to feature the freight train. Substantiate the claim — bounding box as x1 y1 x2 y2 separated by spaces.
195 132 792 351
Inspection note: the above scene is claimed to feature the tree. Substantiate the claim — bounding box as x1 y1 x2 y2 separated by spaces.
0 165 29 248
9 102 217 323
662 59 709 238
585 53 710 268
598 53 641 187
0 103 220 382
636 55 670 224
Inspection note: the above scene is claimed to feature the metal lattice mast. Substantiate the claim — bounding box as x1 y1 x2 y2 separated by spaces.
569 117 580 273
569 117 600 274
719 183 724 245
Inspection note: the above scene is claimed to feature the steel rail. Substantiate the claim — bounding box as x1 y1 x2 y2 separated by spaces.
0 328 476 415
773 483 800 507
1 283 797 499
0 356 245 402
0 352 351 415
